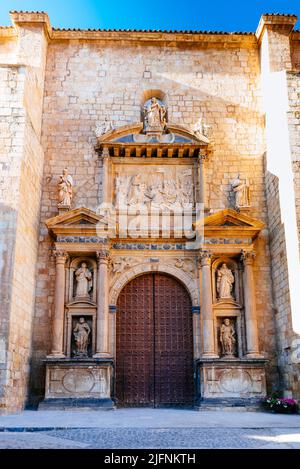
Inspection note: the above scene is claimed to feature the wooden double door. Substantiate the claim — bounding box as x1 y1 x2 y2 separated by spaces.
116 273 194 407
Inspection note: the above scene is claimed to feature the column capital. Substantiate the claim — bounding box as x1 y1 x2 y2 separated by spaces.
101 147 110 159
199 249 212 267
96 248 110 263
198 153 207 163
241 249 255 265
53 250 68 263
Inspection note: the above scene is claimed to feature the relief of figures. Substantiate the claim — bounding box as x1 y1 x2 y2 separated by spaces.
220 318 236 357
115 168 194 210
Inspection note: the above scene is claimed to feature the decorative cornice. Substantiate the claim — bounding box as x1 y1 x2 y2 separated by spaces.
256 13 297 43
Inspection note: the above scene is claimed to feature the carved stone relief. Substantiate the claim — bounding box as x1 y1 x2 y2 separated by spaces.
219 369 251 394
174 258 196 275
62 370 95 393
115 167 194 210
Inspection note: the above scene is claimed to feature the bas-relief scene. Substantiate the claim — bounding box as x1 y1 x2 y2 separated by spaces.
114 166 195 210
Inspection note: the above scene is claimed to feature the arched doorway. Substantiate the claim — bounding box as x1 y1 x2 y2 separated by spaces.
116 273 194 407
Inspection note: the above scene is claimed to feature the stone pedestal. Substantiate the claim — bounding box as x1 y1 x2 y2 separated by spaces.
39 358 114 410
196 358 267 409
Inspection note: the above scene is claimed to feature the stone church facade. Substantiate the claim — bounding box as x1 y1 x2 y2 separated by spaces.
0 12 299 412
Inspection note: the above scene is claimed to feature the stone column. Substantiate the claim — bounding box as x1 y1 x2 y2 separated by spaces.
241 250 261 357
198 153 206 206
101 146 110 205
48 251 68 357
199 250 218 357
94 249 111 357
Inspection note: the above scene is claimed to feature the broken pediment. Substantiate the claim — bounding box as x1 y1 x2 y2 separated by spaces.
45 207 109 238
195 209 265 240
95 122 209 159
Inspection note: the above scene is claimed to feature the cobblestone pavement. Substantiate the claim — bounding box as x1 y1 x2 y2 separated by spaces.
0 427 300 449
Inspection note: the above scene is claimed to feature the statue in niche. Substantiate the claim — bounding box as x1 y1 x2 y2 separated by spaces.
57 168 74 208
230 175 251 210
143 97 166 131
220 318 236 357
73 317 91 356
75 262 92 298
217 263 234 299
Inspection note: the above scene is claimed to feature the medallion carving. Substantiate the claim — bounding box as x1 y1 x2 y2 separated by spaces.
219 369 251 394
62 370 95 393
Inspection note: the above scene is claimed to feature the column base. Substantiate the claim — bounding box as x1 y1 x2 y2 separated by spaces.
246 353 264 359
93 352 112 358
46 353 66 359
202 353 219 359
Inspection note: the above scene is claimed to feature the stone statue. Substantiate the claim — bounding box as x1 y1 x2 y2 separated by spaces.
192 117 210 138
95 119 113 137
57 168 73 208
143 97 166 131
75 262 92 298
220 318 236 356
127 174 147 206
217 263 234 299
73 317 91 356
231 175 250 209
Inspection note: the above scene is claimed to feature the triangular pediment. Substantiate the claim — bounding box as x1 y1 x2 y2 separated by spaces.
204 209 265 228
46 207 109 238
194 209 265 240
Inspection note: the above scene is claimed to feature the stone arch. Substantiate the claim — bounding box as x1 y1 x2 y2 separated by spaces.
110 262 199 307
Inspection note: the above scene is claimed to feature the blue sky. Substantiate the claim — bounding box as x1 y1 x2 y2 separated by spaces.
0 0 299 31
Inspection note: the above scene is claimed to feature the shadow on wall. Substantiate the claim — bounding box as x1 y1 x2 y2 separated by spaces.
0 204 17 408
264 162 300 400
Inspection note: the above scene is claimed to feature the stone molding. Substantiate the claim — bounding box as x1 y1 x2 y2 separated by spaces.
109 262 199 306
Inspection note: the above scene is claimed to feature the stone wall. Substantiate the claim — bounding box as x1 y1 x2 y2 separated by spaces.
291 36 300 69
0 21 47 412
28 34 278 403
260 19 300 400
